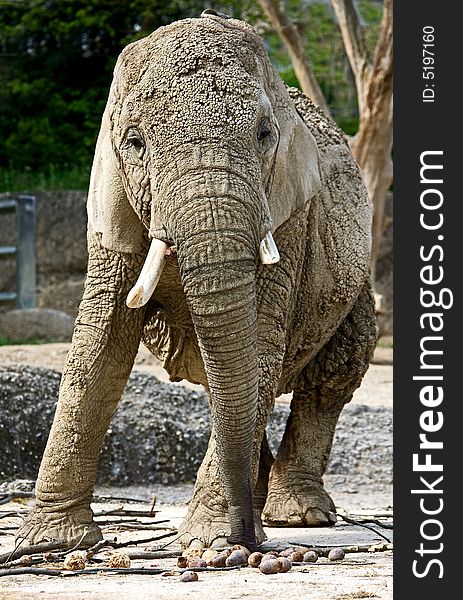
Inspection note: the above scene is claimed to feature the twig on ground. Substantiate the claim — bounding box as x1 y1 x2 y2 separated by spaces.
125 550 183 560
0 511 28 519
92 509 160 518
101 523 176 532
94 518 170 526
0 567 66 577
0 565 243 578
109 530 178 549
0 541 67 565
92 495 149 504
347 518 393 530
149 494 157 517
286 542 393 556
336 513 392 542
84 538 111 556
0 492 35 506
0 527 18 535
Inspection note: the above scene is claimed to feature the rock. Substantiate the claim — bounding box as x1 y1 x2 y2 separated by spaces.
0 364 392 488
0 308 74 342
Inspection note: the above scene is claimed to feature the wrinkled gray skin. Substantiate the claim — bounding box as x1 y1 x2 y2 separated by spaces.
17 14 376 551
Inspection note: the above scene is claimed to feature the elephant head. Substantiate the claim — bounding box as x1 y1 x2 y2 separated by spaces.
87 13 321 549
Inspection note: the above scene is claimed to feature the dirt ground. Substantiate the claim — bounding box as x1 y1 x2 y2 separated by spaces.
0 342 393 599
0 340 393 406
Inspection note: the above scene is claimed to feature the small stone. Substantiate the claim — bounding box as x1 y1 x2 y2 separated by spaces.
302 551 319 563
182 548 204 558
277 557 292 572
278 547 295 558
187 556 207 568
231 544 251 558
177 556 188 568
180 570 199 582
328 547 345 561
288 551 304 562
261 552 279 561
225 549 248 566
211 551 229 567
108 552 131 568
248 552 264 567
259 558 280 574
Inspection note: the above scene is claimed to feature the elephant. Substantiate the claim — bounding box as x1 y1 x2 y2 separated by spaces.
17 11 376 551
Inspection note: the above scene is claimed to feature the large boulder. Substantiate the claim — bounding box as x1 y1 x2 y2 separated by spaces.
0 365 392 488
0 308 74 342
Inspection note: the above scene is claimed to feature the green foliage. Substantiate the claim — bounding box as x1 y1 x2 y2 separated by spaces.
253 0 384 133
0 165 90 192
0 0 208 183
0 336 41 346
0 0 384 190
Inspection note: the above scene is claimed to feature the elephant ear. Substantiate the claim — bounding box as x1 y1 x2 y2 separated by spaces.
263 67 321 232
87 103 145 254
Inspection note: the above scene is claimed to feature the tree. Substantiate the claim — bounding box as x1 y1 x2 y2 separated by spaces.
257 0 392 279
0 0 207 174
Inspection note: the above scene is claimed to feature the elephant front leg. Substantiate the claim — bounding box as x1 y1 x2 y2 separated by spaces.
16 234 146 548
178 431 268 549
263 283 377 527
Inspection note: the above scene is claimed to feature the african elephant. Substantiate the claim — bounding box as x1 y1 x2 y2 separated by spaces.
17 11 376 551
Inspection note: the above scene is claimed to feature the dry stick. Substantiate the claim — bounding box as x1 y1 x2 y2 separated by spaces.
0 567 66 577
0 492 35 506
85 538 111 556
0 565 243 578
107 530 178 549
349 518 394 530
94 518 170 526
125 550 182 560
93 509 160 518
0 511 28 519
101 524 177 532
0 541 68 565
287 542 393 557
336 513 392 543
93 495 149 504
149 494 157 517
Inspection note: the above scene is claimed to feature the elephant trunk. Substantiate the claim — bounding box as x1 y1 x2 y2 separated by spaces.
174 192 260 549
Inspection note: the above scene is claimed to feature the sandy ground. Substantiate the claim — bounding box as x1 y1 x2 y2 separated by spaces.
0 494 393 600
0 342 393 598
0 341 393 407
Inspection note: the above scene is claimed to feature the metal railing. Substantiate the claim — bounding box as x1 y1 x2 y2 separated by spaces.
0 195 37 308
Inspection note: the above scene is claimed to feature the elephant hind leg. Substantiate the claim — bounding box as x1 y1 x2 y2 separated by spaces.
263 281 377 527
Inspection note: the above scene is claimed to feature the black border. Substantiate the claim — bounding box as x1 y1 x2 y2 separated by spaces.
394 1 461 594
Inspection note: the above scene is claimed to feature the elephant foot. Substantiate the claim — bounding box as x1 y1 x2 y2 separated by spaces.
263 476 337 527
16 506 102 549
177 499 266 550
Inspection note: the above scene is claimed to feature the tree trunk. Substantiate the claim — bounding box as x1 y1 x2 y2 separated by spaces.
257 0 330 116
259 0 393 279
348 0 393 280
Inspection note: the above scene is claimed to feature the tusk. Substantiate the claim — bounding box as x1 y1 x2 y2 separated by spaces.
126 239 168 308
259 231 280 265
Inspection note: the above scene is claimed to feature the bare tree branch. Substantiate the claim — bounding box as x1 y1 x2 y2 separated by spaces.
350 0 393 278
330 0 371 110
257 0 330 116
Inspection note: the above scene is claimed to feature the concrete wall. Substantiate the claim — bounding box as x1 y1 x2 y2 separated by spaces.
0 190 393 335
0 191 88 318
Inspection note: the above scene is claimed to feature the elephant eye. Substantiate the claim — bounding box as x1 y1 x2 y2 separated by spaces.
126 129 145 158
257 125 271 142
